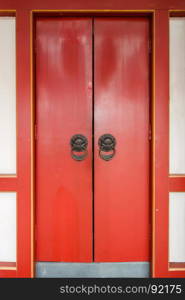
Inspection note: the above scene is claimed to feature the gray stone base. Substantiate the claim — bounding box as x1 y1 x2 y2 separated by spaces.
36 262 150 278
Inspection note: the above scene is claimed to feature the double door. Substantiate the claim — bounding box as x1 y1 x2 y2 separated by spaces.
35 17 150 266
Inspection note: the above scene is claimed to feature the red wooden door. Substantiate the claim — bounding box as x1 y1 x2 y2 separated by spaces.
35 17 150 265
94 18 150 262
35 17 93 262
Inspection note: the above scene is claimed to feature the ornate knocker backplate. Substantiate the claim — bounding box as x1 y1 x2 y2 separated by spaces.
70 134 88 161
98 134 116 161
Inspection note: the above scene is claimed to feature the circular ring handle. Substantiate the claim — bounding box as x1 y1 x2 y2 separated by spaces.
71 150 88 161
98 134 116 161
99 149 116 161
70 134 88 161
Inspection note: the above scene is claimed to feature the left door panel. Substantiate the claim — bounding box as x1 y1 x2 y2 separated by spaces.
35 18 93 262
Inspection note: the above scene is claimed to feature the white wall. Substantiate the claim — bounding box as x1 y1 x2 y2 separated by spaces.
170 18 185 174
0 17 16 174
0 192 16 262
169 192 185 262
0 17 16 263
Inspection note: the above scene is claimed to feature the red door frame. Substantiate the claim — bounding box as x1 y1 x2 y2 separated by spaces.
0 0 184 278
0 10 34 278
154 9 185 278
32 10 154 275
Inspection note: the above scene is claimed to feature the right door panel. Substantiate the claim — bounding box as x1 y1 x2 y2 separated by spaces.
94 18 150 262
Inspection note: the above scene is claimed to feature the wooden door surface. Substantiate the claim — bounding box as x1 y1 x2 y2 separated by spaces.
94 18 150 262
35 17 150 265
35 18 93 262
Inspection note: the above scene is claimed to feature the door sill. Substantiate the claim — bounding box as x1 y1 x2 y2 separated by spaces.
36 262 150 278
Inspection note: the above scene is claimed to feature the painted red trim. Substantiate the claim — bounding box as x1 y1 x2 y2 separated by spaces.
0 178 17 191
169 177 185 192
0 262 16 267
154 10 169 278
0 0 184 10
169 262 185 269
0 270 17 278
16 10 32 278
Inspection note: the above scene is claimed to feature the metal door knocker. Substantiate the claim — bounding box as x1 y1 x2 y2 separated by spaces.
70 134 88 161
98 134 116 161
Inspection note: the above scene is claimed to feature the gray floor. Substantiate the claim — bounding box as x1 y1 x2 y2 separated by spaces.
36 262 150 278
